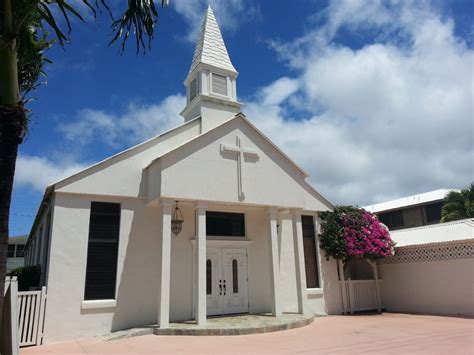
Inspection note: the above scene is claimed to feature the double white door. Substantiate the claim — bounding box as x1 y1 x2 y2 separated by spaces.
206 248 249 316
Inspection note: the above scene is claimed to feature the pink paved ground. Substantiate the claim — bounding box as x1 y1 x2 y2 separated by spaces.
22 313 474 354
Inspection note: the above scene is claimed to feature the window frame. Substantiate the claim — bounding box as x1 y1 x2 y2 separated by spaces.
189 76 198 102
206 211 246 238
301 215 322 291
83 201 121 302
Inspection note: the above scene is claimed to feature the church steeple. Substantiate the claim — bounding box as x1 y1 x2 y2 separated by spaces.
180 6 241 132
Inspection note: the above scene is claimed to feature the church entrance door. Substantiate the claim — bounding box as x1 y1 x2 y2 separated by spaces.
206 248 249 316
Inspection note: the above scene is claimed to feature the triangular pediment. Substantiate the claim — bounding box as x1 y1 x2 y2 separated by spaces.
146 115 332 211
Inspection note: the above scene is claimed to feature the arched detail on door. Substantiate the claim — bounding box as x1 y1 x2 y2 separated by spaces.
232 259 239 293
206 259 212 295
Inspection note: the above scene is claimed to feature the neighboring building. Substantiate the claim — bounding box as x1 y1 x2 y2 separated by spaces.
7 235 27 272
24 7 344 343
363 190 474 316
364 189 453 230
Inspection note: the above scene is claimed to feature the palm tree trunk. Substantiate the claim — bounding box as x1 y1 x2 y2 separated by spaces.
0 0 23 328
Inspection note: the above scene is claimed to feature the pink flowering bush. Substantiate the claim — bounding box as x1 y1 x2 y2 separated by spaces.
319 206 395 261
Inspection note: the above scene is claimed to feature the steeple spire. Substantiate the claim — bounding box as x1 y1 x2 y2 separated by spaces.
180 6 241 132
188 5 237 76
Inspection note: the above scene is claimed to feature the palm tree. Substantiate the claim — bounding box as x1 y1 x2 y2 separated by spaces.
0 0 167 325
440 183 474 222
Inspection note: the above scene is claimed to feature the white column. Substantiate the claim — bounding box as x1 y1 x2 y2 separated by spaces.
158 199 173 328
292 210 309 315
266 207 282 316
195 201 207 325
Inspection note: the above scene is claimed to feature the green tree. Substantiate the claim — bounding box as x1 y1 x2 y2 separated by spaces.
0 0 167 325
440 183 474 222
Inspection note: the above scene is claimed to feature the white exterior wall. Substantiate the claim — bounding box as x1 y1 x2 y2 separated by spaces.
43 193 342 343
379 257 474 316
278 215 341 315
43 193 160 342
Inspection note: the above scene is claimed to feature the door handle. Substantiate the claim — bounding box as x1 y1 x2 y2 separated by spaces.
219 280 222 295
223 280 226 295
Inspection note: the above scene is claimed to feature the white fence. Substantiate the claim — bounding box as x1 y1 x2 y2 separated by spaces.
17 287 47 347
2 276 19 355
340 279 382 314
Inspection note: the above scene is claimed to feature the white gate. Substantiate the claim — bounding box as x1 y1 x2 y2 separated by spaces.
17 287 47 347
338 260 382 314
340 279 383 313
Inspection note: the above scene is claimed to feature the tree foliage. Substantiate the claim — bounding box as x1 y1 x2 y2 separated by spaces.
441 183 474 222
0 0 168 330
319 206 395 262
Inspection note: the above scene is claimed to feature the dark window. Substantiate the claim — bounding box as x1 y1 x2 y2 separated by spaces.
206 259 212 295
15 245 25 257
37 227 43 264
190 77 197 101
42 212 52 284
378 210 404 230
425 202 443 223
302 215 320 288
206 212 245 237
84 202 121 300
232 259 239 293
7 245 15 258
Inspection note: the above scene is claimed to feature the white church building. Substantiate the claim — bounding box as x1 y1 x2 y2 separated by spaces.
24 7 344 342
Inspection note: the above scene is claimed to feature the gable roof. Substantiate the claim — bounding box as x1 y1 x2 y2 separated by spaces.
49 116 201 192
145 113 334 210
188 6 237 76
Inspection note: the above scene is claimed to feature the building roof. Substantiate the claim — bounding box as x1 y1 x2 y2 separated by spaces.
188 6 237 76
364 189 454 213
9 235 28 244
389 218 474 247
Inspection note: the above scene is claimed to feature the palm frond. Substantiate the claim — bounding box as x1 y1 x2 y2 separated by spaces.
440 183 474 222
109 0 167 54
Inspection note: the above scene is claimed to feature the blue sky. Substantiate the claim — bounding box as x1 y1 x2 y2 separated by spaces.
10 0 474 236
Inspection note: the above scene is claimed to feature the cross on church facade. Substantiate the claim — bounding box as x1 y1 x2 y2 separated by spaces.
220 136 259 200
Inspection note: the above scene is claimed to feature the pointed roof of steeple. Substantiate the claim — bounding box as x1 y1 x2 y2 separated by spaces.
188 6 237 75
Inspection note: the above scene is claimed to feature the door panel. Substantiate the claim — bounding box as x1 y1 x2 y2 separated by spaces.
205 247 249 316
222 249 249 314
206 248 222 316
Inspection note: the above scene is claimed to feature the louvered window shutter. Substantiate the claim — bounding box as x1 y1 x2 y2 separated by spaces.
212 73 228 96
84 202 121 300
302 215 320 288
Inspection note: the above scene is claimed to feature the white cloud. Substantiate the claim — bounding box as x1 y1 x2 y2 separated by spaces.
14 155 88 192
245 0 474 205
21 0 474 207
173 0 257 42
59 94 185 148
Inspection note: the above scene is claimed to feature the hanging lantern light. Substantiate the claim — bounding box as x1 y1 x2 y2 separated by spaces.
171 201 184 236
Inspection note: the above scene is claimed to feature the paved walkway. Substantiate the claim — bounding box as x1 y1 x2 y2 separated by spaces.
154 313 314 335
22 313 474 354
